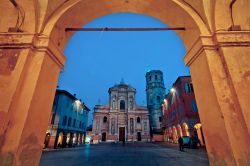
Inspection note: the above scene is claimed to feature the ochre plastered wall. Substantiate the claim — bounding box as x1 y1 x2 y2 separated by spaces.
0 0 250 165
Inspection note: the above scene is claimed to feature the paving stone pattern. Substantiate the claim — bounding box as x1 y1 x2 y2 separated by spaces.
39 142 209 166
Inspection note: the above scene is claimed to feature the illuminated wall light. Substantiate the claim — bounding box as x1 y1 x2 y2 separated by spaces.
74 100 83 113
170 88 175 93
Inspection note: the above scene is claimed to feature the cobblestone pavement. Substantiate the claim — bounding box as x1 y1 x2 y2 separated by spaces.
39 142 209 166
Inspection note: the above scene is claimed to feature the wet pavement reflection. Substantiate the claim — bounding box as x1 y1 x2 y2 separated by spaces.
40 142 209 166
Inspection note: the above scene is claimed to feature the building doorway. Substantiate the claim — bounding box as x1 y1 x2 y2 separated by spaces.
119 127 125 142
194 123 205 146
137 132 141 141
102 132 106 141
44 133 51 148
57 132 64 148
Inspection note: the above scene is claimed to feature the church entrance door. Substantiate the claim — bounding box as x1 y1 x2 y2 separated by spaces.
137 132 141 141
119 127 125 142
102 132 106 141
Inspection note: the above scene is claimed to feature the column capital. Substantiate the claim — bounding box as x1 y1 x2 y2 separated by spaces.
184 35 215 66
184 31 250 66
214 31 250 47
0 33 66 68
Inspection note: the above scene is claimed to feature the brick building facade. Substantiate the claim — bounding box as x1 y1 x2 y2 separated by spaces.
162 76 205 145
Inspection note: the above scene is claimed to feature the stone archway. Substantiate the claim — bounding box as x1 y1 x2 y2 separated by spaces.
182 123 189 137
177 124 183 138
0 0 250 166
172 126 178 143
57 132 64 148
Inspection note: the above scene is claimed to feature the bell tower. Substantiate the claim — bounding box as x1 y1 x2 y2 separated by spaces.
146 70 165 133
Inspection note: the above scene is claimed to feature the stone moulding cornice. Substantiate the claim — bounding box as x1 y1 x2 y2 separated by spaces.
0 33 66 68
213 31 250 47
184 31 250 66
33 35 66 68
184 35 216 67
0 33 34 47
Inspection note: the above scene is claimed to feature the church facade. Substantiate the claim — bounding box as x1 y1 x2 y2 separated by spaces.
93 81 150 142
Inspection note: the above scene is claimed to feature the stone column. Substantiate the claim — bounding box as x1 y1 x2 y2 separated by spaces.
0 34 65 166
109 117 112 135
184 33 250 165
215 31 250 135
47 134 56 149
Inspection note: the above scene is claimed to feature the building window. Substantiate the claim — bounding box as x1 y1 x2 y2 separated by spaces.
156 96 160 103
62 116 67 126
112 96 116 109
96 121 99 130
79 121 82 128
191 100 198 112
68 117 72 127
111 118 115 135
51 113 56 124
73 119 76 127
120 100 125 110
144 121 147 130
129 97 133 110
184 83 194 93
190 83 194 92
130 118 134 134
149 76 151 81
155 75 158 80
137 117 141 123
103 116 107 123
82 123 85 129
159 116 162 122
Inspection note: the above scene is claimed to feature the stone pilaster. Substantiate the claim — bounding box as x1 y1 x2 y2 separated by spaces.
0 33 65 166
184 32 250 165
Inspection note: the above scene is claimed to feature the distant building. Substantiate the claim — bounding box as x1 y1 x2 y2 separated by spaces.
44 89 90 148
162 76 205 146
145 70 166 133
92 80 150 142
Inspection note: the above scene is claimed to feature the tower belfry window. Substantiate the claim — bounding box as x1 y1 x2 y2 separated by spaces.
155 75 158 80
156 96 160 103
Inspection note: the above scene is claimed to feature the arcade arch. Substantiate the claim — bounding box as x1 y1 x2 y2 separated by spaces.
194 123 205 146
177 124 183 138
57 132 64 147
172 126 178 143
182 123 189 137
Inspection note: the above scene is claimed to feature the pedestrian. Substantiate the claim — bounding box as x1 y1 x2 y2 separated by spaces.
178 136 184 151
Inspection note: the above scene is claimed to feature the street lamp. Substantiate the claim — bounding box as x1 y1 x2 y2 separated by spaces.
170 87 175 93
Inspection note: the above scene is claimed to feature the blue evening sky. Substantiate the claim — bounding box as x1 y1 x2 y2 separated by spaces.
59 13 189 125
